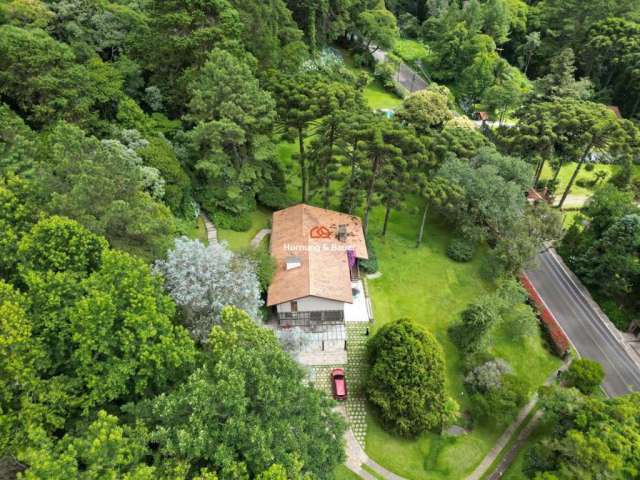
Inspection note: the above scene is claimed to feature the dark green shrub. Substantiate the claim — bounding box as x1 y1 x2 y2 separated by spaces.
213 210 252 232
598 298 633 331
257 185 291 210
563 358 604 394
359 236 378 274
584 163 595 172
366 319 447 437
469 374 528 426
575 178 589 188
446 238 476 262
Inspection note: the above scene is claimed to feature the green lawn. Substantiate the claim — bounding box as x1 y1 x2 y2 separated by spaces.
338 47 403 111
217 206 272 251
539 162 617 197
334 465 361 480
361 203 560 480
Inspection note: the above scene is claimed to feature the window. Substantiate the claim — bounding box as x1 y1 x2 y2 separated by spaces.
290 301 298 312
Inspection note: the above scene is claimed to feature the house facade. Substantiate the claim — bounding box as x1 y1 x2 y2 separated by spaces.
266 204 369 327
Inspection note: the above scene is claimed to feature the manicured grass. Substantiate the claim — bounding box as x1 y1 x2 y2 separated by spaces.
217 206 272 252
393 38 429 64
334 465 362 480
338 47 403 111
361 202 560 480
363 79 403 110
539 162 617 197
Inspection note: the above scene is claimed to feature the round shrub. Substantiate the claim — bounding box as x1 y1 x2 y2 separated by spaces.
584 162 595 172
257 185 291 210
366 319 447 437
563 358 604 394
464 359 513 394
212 210 252 232
446 238 476 262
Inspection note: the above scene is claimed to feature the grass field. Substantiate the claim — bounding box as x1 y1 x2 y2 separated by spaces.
338 47 403 111
539 162 617 197
217 206 272 251
361 203 560 480
334 465 362 480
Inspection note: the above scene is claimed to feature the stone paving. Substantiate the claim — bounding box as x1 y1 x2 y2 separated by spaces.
307 322 370 447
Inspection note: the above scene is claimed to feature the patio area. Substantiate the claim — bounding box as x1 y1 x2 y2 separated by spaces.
344 280 371 322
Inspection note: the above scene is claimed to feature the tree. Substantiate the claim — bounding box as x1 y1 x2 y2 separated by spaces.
307 83 363 209
525 386 640 479
133 0 243 115
366 319 447 436
563 359 605 394
184 48 277 215
0 25 123 129
470 374 528 426
68 249 196 409
395 88 453 134
129 306 346 479
17 411 156 480
415 177 463 247
268 71 328 203
533 48 593 101
553 101 630 208
357 8 399 52
154 237 262 343
17 216 107 275
34 123 175 259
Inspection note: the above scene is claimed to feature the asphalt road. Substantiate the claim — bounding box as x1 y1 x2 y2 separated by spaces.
526 248 640 397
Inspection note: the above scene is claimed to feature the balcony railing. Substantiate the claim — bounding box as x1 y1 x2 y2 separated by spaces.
278 310 344 327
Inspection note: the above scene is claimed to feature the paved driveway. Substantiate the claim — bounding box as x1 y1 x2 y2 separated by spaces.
526 248 640 397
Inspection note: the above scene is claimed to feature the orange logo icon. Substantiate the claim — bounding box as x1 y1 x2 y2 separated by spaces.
310 225 332 239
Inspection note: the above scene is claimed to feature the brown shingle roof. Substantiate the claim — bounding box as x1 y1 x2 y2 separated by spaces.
266 204 369 306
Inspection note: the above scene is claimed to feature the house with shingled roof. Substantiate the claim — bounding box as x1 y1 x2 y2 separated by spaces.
267 204 370 327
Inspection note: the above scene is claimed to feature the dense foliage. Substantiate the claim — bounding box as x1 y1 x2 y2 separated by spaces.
366 319 449 436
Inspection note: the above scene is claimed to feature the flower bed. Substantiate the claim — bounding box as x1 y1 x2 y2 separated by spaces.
520 273 570 356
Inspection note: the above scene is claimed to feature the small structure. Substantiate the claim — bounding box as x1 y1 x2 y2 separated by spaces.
474 111 489 122
267 204 369 327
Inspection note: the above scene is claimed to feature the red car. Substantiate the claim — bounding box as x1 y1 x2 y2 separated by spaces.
331 368 348 400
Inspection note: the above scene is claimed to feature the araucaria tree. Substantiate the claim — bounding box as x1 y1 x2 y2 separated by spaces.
366 319 448 437
155 237 262 343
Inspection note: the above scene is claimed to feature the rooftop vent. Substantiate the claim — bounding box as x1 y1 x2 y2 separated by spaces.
337 224 347 242
285 256 301 270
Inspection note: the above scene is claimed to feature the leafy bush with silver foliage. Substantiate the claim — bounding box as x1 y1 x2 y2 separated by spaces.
155 237 262 342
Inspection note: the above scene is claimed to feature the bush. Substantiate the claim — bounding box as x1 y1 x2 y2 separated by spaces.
446 238 476 262
366 319 447 437
257 185 291 210
599 298 633 331
469 375 528 426
584 163 595 172
213 210 252 232
449 300 500 353
563 358 604 394
359 236 378 274
464 359 513 394
240 247 276 293
575 178 589 188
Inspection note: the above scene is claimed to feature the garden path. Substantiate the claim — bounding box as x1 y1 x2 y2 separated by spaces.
202 214 218 244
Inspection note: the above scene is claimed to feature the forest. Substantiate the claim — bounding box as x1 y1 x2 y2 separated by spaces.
1 0 640 479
